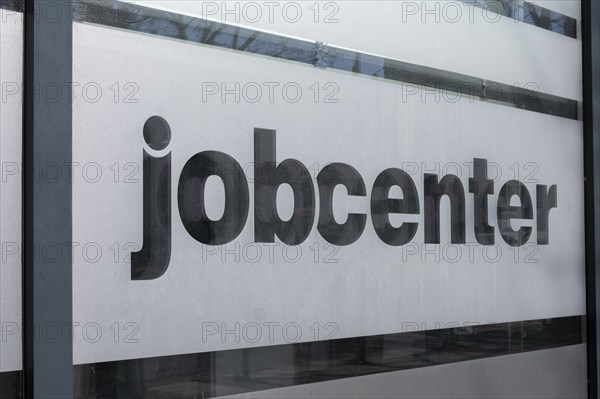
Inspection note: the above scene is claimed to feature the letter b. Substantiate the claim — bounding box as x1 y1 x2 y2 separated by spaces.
254 129 315 245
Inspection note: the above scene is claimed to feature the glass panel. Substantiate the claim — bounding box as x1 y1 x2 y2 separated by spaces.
71 1 586 397
0 1 24 397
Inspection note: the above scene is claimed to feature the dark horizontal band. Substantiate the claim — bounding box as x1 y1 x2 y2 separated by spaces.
463 0 577 39
0 0 23 12
73 315 584 398
0 371 23 399
74 0 580 121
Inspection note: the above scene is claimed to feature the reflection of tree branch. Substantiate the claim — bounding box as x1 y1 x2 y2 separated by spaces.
233 28 239 49
128 10 313 61
526 6 545 27
272 48 289 57
372 67 385 77
353 54 361 74
238 31 261 51
270 39 295 58
524 3 561 31
205 25 225 44
178 17 200 41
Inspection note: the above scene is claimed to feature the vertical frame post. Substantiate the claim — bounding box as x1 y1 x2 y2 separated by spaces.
23 0 73 397
583 0 600 397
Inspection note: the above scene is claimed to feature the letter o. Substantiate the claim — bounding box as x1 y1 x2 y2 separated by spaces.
178 151 249 245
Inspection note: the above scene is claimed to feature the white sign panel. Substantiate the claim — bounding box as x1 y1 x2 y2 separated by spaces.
72 21 585 365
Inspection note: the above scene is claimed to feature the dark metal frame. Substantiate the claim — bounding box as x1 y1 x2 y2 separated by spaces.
15 0 600 397
23 0 73 397
583 0 600 397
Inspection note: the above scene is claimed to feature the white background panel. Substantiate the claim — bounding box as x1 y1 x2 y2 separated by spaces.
73 23 585 364
129 0 582 101
0 9 23 373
